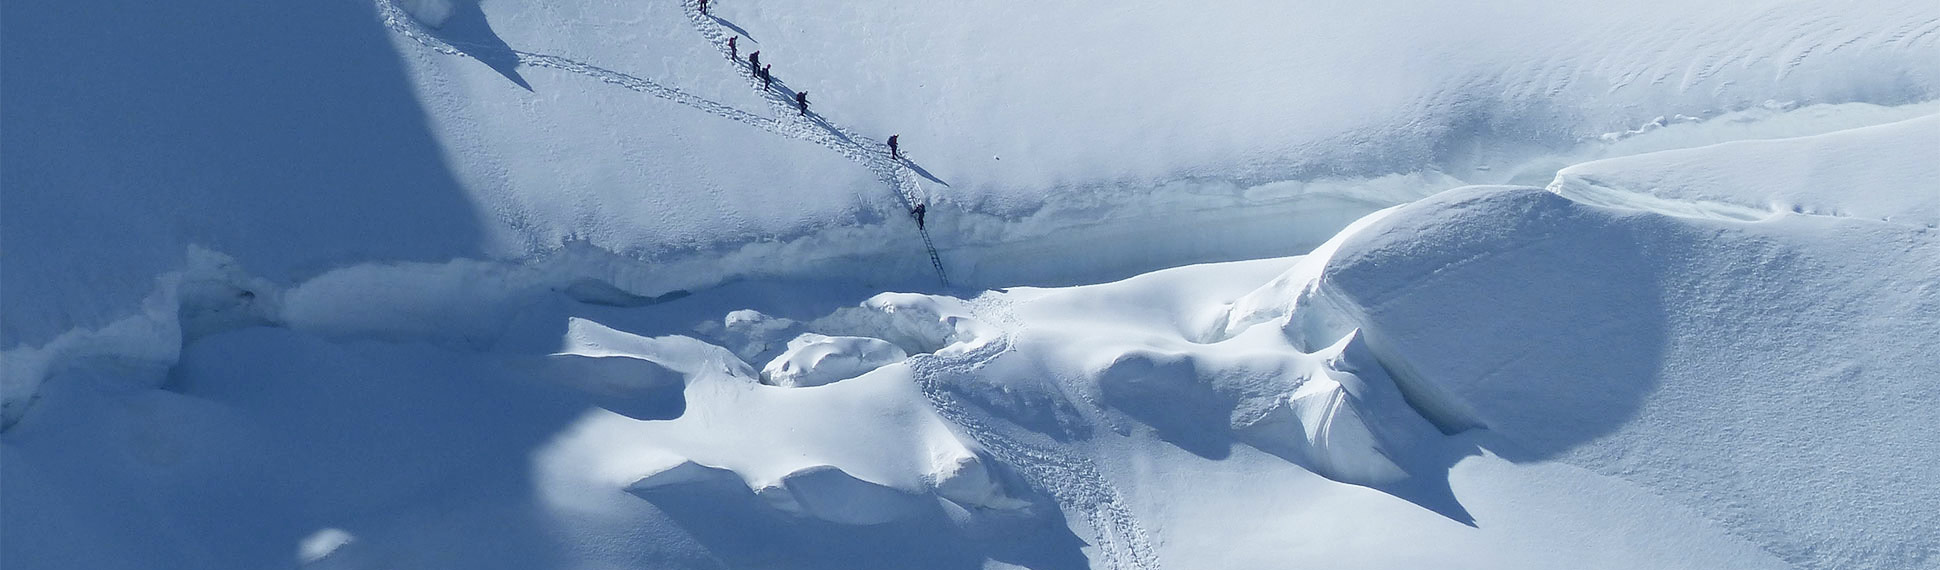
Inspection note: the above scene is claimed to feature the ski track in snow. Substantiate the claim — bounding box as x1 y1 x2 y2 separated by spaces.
380 2 1146 565
377 0 951 285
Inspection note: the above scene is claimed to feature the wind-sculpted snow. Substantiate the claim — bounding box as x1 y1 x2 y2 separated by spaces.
709 292 1163 568
0 235 1810 569
7 0 1940 567
1218 183 1940 569
1552 112 1940 226
531 319 1031 520
761 334 908 387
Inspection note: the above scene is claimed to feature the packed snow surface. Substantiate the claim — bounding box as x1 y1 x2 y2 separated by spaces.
5 0 1940 568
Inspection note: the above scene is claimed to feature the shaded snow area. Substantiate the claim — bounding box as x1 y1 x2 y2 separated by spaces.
5 0 1940 568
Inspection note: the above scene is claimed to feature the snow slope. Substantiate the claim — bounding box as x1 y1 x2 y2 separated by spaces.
10 115 1937 567
1254 186 1939 569
1553 113 1940 226
387 0 1940 287
6 0 1940 568
8 0 1938 428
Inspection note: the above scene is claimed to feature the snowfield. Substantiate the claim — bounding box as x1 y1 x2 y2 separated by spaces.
4 0 1940 568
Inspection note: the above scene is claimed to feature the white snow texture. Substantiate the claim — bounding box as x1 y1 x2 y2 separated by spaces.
3 0 1938 569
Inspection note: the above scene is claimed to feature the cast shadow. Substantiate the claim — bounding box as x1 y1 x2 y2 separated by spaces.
1094 351 1478 525
629 472 1091 570
903 157 953 187
423 0 531 90
1 0 497 347
710 15 757 41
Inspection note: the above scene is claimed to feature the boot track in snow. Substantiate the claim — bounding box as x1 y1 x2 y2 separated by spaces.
378 1 1155 566
376 0 950 286
907 332 1161 570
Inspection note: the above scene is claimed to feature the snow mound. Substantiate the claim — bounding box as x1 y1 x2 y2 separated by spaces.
762 333 908 388
1552 113 1940 226
556 317 756 381
1242 332 1434 485
811 293 998 355
942 254 1447 495
1078 305 1439 488
698 309 804 365
1268 184 1940 569
536 317 1038 530
529 318 762 419
1203 207 1396 346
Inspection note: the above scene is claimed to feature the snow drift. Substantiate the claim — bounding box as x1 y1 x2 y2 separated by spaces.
5 0 1940 568
1215 181 1940 568
1552 113 1940 226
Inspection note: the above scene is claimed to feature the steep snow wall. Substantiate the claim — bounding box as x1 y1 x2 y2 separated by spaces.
391 0 1940 287
8 0 1937 349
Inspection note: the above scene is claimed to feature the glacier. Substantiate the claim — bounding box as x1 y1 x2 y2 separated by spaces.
3 0 1939 568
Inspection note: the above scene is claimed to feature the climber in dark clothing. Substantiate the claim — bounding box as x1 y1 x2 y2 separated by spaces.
748 51 760 71
795 91 808 115
912 204 927 228
728 36 737 60
761 64 773 89
888 135 900 158
698 0 708 15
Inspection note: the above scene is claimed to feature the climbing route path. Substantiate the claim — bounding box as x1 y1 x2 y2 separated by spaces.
375 0 950 285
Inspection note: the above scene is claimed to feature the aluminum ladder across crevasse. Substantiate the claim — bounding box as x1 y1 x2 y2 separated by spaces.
915 221 949 287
